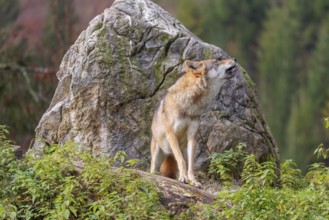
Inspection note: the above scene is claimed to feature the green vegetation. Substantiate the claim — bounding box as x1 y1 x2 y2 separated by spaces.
203 118 329 219
0 126 169 219
1 120 329 219
209 142 246 183
185 142 329 219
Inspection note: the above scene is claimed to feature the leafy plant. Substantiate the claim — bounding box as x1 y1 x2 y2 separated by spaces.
185 154 329 219
306 162 329 189
241 154 277 188
306 123 329 190
314 143 329 160
280 159 306 189
208 142 247 183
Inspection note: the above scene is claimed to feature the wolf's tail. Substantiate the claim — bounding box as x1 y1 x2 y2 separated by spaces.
160 155 178 179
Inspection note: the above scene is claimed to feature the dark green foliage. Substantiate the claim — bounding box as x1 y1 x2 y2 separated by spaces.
0 127 170 219
0 69 54 151
203 0 269 73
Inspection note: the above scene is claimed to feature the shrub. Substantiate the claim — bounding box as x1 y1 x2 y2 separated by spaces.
241 154 277 188
0 126 170 220
208 142 246 184
186 141 329 219
280 159 306 189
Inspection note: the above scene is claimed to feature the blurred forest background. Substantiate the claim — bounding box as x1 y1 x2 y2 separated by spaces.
1 0 329 170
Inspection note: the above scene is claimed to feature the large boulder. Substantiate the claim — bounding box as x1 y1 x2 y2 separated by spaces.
32 0 279 171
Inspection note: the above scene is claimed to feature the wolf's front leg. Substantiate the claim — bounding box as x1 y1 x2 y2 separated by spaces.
166 131 188 183
187 128 201 188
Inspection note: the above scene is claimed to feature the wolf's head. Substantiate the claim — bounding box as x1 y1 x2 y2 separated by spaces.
184 58 237 81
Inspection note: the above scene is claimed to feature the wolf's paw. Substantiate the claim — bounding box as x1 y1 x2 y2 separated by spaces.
178 176 188 184
190 180 202 188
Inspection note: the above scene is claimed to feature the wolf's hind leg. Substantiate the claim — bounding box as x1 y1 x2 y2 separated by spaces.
150 137 165 173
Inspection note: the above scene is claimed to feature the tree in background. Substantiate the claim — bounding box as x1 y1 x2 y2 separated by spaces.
1 0 116 151
257 0 300 160
42 0 76 67
287 13 329 168
258 0 329 168
0 0 19 28
176 0 268 74
176 0 205 37
0 0 21 63
0 0 76 151
0 0 36 150
202 0 269 75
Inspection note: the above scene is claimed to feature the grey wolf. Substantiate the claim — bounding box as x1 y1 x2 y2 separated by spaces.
150 58 236 187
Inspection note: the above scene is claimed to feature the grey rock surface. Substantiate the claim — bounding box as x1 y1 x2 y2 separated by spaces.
32 0 279 170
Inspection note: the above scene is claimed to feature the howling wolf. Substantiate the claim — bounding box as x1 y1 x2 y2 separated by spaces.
150 58 236 187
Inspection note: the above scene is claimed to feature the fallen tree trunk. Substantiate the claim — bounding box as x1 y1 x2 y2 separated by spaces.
132 169 215 214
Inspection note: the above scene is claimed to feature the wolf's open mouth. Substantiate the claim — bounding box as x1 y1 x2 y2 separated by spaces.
225 65 236 74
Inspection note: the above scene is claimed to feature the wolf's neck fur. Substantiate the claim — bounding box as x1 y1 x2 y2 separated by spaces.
168 74 225 117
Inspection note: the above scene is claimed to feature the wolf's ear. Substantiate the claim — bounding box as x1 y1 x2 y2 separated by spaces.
184 60 205 74
184 60 201 70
